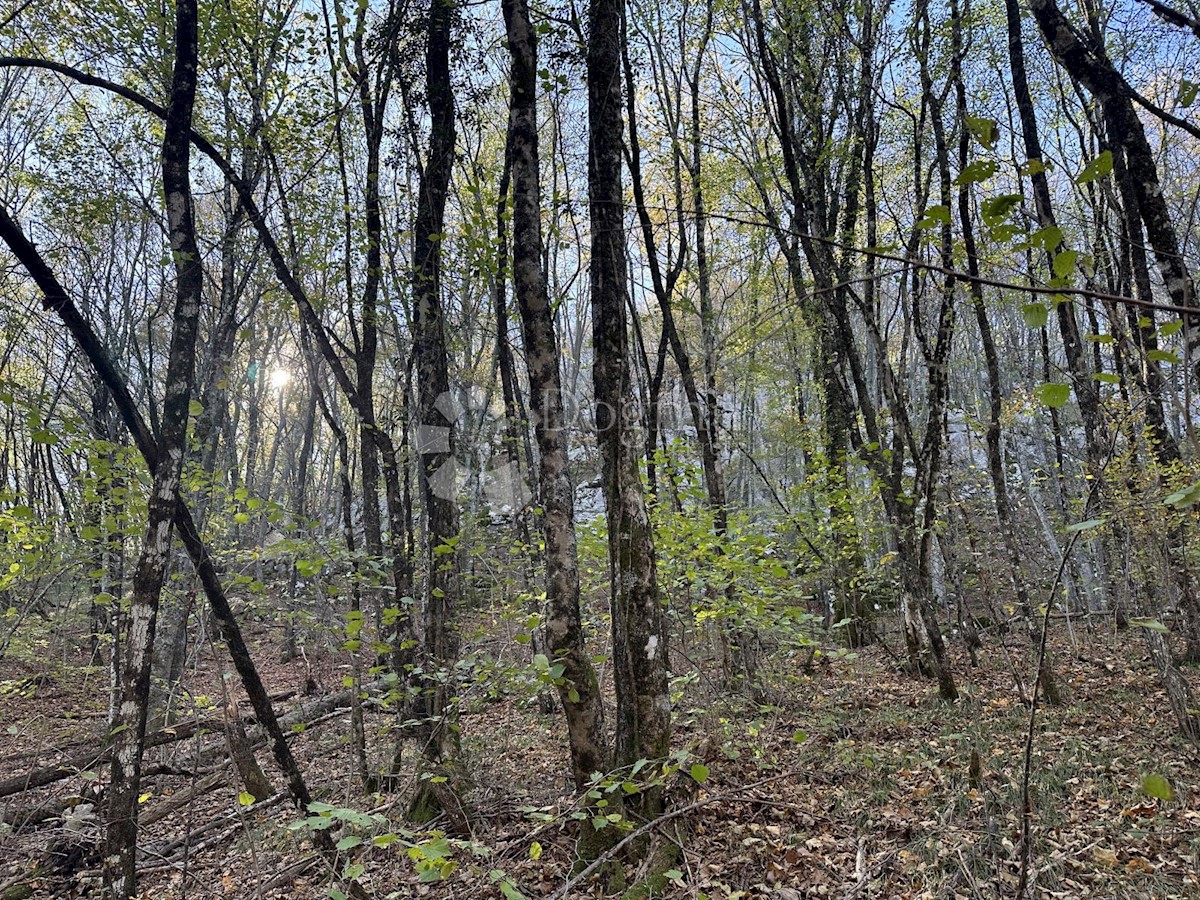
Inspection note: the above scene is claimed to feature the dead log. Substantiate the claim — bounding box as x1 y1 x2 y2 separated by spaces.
0 717 219 800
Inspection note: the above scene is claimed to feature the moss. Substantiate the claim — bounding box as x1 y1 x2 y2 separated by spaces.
405 759 473 829
573 817 626 893
618 840 681 900
406 782 441 825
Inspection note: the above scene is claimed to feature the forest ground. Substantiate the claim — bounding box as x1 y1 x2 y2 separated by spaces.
1 618 1198 899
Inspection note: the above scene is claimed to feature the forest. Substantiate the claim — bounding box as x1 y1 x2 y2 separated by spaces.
1 0 1200 895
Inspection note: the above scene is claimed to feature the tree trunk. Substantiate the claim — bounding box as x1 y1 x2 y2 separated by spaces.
103 2 203 892
408 0 466 822
503 0 610 790
588 0 671 808
1028 0 1200 376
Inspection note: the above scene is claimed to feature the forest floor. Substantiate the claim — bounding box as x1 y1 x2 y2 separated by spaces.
1 618 1198 899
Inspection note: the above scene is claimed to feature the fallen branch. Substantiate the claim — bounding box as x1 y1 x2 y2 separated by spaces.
841 849 897 898
0 717 220 800
156 792 290 860
0 794 87 829
139 772 226 827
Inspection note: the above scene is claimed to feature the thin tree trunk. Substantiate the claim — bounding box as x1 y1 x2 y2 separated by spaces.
1028 0 1200 376
103 3 203 892
407 0 466 823
588 0 670 810
0 206 351 900
960 1 1059 704
502 0 610 790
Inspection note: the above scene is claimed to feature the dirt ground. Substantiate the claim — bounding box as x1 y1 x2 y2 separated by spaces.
1 618 1198 899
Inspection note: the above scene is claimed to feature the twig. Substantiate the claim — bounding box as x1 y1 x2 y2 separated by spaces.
841 849 896 898
1015 476 1106 897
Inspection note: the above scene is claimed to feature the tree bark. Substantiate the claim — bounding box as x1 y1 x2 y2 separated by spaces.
0 206 347 893
407 0 466 821
1027 0 1200 374
588 0 671 804
503 0 610 790
101 1 203 893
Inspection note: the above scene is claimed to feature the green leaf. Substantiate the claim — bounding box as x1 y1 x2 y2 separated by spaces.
1030 225 1064 252
1178 79 1199 109
1065 518 1105 533
499 882 527 900
336 835 363 851
1148 349 1180 365
664 868 685 882
530 841 542 860
1020 158 1048 176
1130 617 1170 634
689 763 710 784
30 429 57 445
1076 151 1113 184
188 399 204 417
954 159 998 185
1052 249 1079 279
965 115 999 150
1165 482 1200 508
420 836 453 860
1021 303 1049 329
1142 773 1174 800
238 791 256 807
1094 372 1120 385
1159 318 1184 337
982 194 1023 225
1034 383 1071 408
917 205 951 229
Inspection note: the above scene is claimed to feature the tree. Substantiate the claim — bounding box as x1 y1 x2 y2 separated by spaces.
588 0 671 800
102 1 203 891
